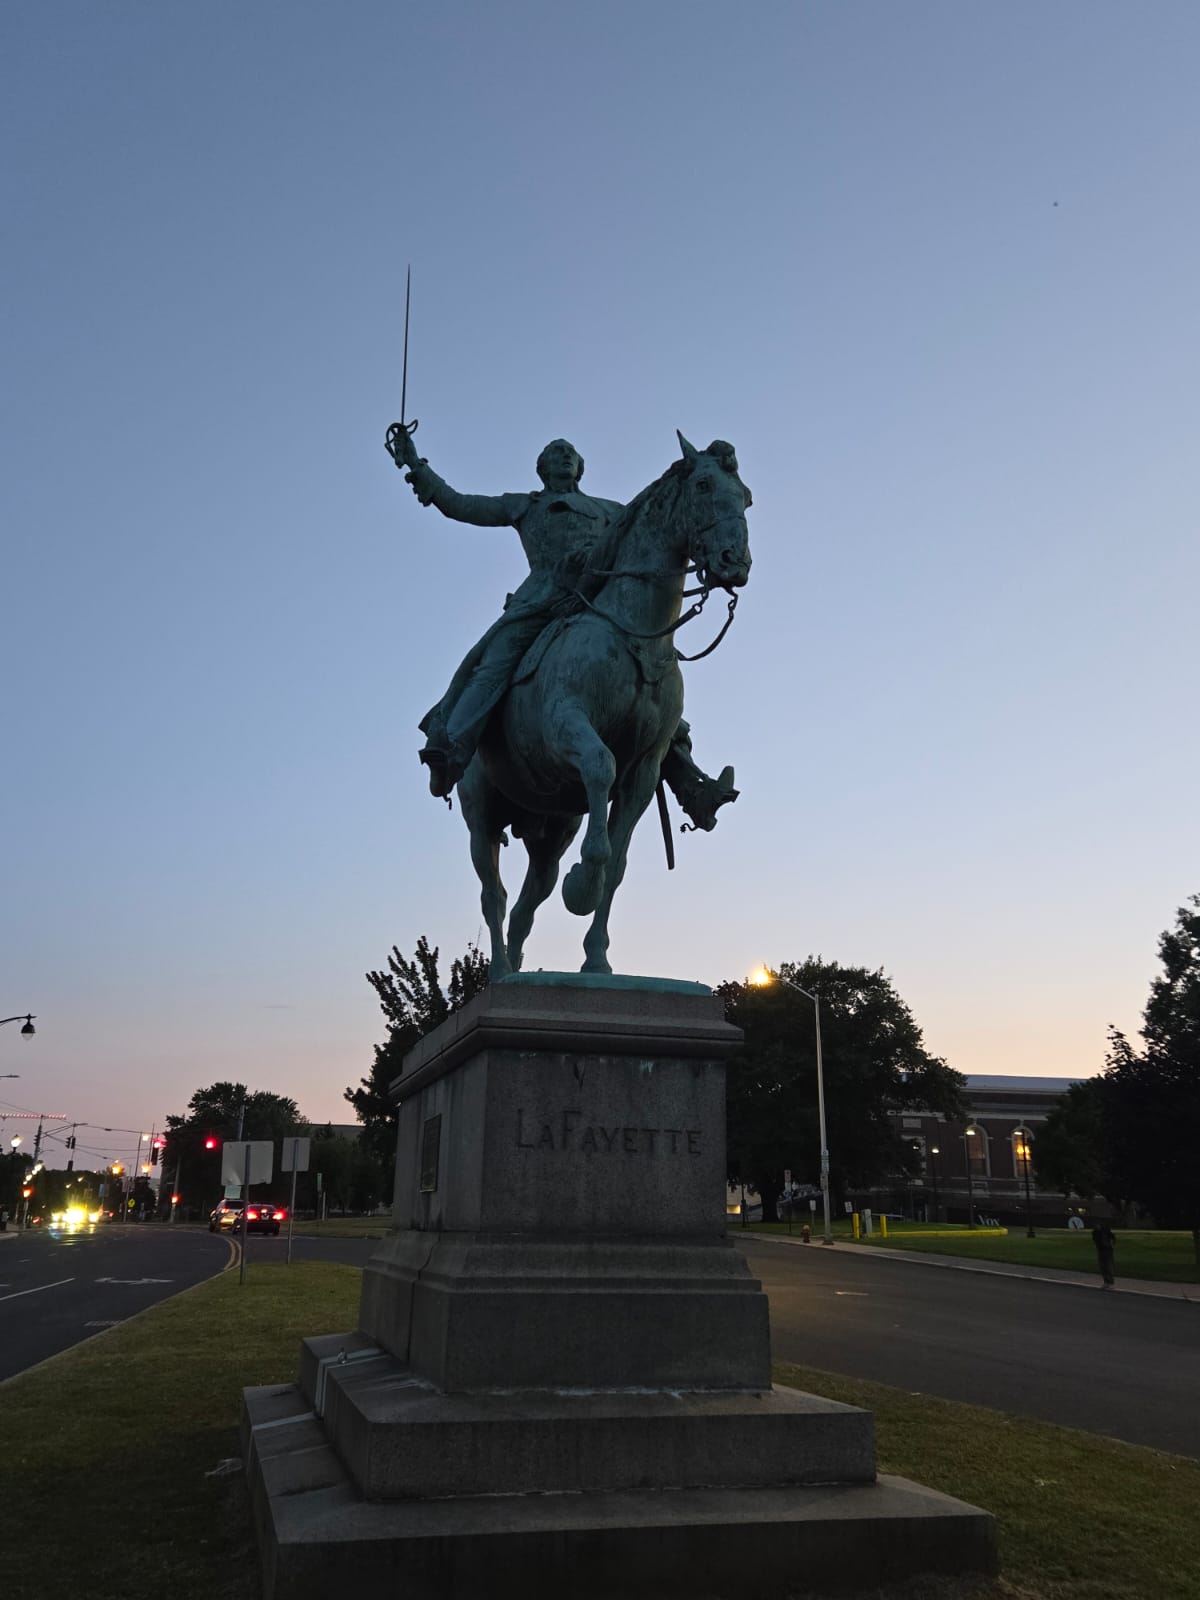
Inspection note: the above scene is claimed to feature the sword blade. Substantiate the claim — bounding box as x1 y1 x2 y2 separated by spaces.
400 264 411 427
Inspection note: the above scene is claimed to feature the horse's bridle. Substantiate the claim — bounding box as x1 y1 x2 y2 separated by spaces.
572 467 743 660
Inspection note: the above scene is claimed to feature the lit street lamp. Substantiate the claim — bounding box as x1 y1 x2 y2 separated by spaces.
963 1125 981 1228
929 1144 941 1220
750 967 833 1245
1014 1126 1036 1238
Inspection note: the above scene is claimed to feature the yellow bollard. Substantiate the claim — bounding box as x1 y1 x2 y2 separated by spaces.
880 1215 888 1239
851 1212 861 1240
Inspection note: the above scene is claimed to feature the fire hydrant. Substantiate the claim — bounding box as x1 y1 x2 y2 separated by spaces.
801 1223 811 1244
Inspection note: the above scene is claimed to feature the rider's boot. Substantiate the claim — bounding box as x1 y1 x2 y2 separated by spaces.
661 721 739 832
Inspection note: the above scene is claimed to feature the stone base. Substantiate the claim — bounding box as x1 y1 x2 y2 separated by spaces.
244 1382 996 1600
291 1335 874 1500
242 980 996 1596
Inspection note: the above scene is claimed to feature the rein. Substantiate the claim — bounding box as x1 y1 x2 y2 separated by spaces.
569 471 743 660
572 581 738 660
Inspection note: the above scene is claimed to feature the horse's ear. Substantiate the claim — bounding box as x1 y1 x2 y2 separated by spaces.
676 430 699 462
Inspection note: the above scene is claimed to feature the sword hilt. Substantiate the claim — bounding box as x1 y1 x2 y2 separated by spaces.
385 418 420 464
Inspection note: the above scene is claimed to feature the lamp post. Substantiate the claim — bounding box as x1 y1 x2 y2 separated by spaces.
750 968 833 1245
929 1144 941 1221
963 1126 979 1228
1014 1127 1036 1238
1 1015 36 1037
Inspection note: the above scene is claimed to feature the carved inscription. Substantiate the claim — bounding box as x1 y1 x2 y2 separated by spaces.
516 1108 701 1155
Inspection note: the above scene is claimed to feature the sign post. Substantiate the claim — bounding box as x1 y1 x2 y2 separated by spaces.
222 1141 274 1284
280 1136 311 1266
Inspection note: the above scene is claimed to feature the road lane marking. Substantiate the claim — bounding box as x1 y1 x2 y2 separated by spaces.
834 1290 868 1296
0 1277 75 1303
94 1276 173 1285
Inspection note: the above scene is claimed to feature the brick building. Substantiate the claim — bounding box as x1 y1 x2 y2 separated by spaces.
870 1073 1103 1228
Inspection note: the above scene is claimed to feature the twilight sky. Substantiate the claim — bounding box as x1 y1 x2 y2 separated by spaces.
4 2 1197 1172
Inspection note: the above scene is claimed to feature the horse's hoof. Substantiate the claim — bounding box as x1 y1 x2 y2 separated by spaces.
489 953 513 981
581 959 612 975
563 861 604 916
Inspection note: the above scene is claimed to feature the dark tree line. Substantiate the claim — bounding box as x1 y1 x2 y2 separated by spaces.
1035 895 1200 1272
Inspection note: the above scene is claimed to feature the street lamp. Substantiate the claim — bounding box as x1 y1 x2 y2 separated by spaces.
1 1015 36 1037
1013 1126 1036 1238
929 1144 941 1220
963 1126 981 1228
750 967 833 1245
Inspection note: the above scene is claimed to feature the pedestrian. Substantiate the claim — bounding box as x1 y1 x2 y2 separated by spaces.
1091 1220 1116 1289
0 1206 8 1232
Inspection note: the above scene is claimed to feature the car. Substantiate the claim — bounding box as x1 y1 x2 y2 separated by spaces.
208 1199 286 1236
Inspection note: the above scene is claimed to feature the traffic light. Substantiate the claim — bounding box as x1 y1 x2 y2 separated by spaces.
21 1186 33 1200
204 1135 219 1151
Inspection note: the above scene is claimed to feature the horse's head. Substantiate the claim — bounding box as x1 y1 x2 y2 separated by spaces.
675 432 753 592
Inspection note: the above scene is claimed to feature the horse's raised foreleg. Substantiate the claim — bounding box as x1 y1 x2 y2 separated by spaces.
506 815 581 972
581 754 663 974
555 702 616 918
457 760 512 979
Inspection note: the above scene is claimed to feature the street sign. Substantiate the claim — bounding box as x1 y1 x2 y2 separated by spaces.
221 1140 274 1187
280 1136 311 1173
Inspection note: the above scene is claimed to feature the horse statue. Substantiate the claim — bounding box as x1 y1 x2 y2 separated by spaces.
455 433 752 977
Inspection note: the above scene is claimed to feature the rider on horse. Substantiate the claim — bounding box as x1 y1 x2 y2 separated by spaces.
388 429 737 832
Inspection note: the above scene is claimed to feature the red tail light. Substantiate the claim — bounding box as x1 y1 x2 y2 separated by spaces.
272 1210 286 1221
246 1209 259 1221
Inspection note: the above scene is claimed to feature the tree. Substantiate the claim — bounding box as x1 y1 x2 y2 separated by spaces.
160 1081 305 1215
720 959 965 1222
1102 895 1200 1272
346 936 489 1182
1032 1079 1112 1206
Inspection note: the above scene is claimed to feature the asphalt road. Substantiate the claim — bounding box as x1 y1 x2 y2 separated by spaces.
0 1223 232 1382
7 1224 1197 1462
739 1234 1200 1459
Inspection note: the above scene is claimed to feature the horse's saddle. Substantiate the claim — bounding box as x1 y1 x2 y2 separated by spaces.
512 615 677 690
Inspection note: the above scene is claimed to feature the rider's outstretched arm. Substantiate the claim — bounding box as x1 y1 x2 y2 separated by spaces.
402 452 529 529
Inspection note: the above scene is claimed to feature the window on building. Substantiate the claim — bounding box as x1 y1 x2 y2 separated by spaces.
964 1125 989 1177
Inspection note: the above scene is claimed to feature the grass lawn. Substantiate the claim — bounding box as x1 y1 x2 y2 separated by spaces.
288 1215 389 1238
740 1220 1200 1284
863 1228 1198 1283
1 1262 1197 1600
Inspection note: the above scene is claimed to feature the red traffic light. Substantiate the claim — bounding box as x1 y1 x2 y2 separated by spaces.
203 1135 219 1151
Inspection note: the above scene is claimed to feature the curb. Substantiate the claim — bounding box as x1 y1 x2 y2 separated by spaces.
743 1233 1199 1303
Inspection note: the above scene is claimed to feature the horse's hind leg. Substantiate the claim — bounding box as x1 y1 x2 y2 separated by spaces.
506 815 581 973
581 755 662 974
457 760 511 979
555 703 615 917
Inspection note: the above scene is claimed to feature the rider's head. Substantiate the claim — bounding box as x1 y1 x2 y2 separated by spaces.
536 439 584 491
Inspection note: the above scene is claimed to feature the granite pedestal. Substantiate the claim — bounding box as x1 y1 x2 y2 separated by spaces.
244 975 995 1597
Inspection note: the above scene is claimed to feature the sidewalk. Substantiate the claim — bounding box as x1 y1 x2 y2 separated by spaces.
756 1233 1199 1301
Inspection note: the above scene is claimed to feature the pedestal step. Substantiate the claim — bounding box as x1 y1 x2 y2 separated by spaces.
282 1340 874 1500
243 1384 996 1600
